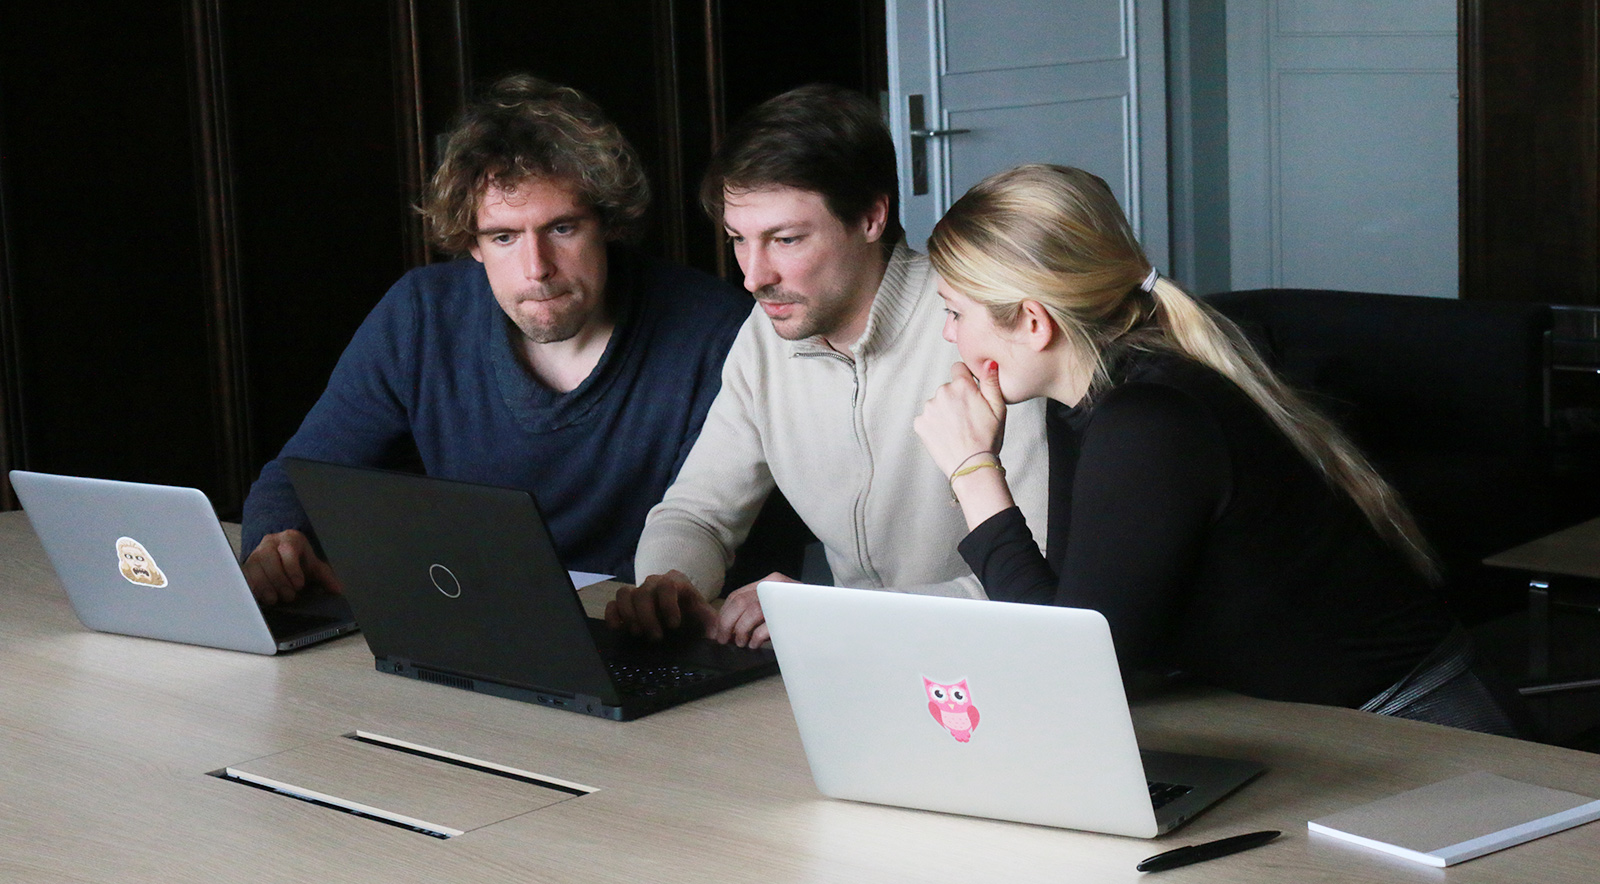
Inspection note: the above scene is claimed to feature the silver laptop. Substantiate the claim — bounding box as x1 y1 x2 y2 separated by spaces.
758 582 1264 838
10 470 357 655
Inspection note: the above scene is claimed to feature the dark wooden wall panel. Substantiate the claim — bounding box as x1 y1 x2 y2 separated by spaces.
0 3 221 495
719 0 879 120
462 0 683 259
222 1 415 513
1462 0 1600 305
0 0 886 515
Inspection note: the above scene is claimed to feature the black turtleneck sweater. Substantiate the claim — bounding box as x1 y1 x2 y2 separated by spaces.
959 349 1453 707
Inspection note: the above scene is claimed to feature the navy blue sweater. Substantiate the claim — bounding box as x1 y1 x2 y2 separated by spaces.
242 247 749 581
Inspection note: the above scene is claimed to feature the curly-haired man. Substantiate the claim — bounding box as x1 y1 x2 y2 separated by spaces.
241 75 747 603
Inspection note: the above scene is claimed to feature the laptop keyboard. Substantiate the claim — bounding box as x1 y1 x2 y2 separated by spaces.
607 662 712 698
1148 780 1194 810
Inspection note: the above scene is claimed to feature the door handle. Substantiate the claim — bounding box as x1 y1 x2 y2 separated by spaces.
909 95 970 196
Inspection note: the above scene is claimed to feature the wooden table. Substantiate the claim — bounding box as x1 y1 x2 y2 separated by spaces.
5 511 1600 883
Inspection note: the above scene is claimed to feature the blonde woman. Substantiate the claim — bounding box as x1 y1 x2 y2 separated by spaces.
914 164 1524 735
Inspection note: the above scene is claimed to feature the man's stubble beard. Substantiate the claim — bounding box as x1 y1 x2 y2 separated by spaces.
509 286 592 344
758 285 856 342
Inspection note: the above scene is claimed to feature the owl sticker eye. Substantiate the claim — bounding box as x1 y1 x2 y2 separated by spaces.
924 675 979 742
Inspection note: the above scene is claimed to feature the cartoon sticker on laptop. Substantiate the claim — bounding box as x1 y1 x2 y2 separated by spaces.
924 676 979 743
115 536 168 587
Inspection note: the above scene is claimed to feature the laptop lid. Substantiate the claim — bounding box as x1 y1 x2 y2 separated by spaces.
282 459 776 720
758 582 1263 838
9 470 355 655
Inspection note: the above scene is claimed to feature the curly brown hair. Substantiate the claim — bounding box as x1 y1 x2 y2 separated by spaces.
421 74 650 255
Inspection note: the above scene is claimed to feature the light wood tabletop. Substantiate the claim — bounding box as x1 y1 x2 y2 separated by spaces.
4 510 1600 882
1484 516 1600 580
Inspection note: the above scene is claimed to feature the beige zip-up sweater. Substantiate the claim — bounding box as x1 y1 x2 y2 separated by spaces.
634 243 1049 598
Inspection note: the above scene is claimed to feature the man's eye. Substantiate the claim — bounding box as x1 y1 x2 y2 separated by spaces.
551 223 576 235
776 236 800 245
726 234 745 245
491 233 515 245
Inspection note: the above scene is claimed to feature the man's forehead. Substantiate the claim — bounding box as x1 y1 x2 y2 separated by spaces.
480 175 585 207
723 183 825 207
474 175 594 223
722 185 833 229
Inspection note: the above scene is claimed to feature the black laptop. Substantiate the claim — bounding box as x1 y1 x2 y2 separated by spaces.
283 459 777 720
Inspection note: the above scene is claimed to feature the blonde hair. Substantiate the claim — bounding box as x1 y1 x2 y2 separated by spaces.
928 164 1438 580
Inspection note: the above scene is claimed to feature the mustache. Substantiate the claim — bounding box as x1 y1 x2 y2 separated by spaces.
754 286 803 305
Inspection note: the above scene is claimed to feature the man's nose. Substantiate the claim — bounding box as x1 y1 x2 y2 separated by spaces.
741 246 777 293
521 236 555 280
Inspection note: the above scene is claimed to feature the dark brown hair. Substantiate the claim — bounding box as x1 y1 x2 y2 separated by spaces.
701 84 902 251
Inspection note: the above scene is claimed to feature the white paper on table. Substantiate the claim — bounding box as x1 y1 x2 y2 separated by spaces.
568 571 613 590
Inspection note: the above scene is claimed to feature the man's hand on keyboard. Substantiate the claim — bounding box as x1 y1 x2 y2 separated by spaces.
605 570 717 641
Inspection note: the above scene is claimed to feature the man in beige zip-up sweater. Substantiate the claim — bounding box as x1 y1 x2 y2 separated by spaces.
609 85 1048 646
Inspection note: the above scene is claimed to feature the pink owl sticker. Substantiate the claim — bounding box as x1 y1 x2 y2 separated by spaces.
924 676 979 743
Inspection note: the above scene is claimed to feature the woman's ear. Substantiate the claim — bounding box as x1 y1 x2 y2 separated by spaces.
1018 300 1056 352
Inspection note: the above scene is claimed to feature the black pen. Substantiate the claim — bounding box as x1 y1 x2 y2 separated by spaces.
1136 830 1280 872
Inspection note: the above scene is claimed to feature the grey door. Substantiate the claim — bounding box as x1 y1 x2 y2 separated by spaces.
889 0 1169 267
1227 0 1458 297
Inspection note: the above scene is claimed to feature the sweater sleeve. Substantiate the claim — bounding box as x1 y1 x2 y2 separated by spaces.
634 316 777 597
958 508 1056 604
960 382 1230 668
240 280 421 557
669 301 745 482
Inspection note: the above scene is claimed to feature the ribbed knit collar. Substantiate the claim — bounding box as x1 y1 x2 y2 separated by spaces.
789 241 927 359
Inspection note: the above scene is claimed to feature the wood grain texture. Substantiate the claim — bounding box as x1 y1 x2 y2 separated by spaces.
3 511 1599 882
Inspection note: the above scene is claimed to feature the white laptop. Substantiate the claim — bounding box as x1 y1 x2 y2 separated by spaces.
758 582 1264 838
10 470 357 655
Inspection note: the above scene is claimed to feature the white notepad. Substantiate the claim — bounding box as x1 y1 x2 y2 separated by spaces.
1308 772 1600 867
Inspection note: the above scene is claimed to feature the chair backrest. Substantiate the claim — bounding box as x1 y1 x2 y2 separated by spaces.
1204 288 1553 622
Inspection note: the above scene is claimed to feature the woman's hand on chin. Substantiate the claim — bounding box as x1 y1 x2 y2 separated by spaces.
914 360 1008 476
